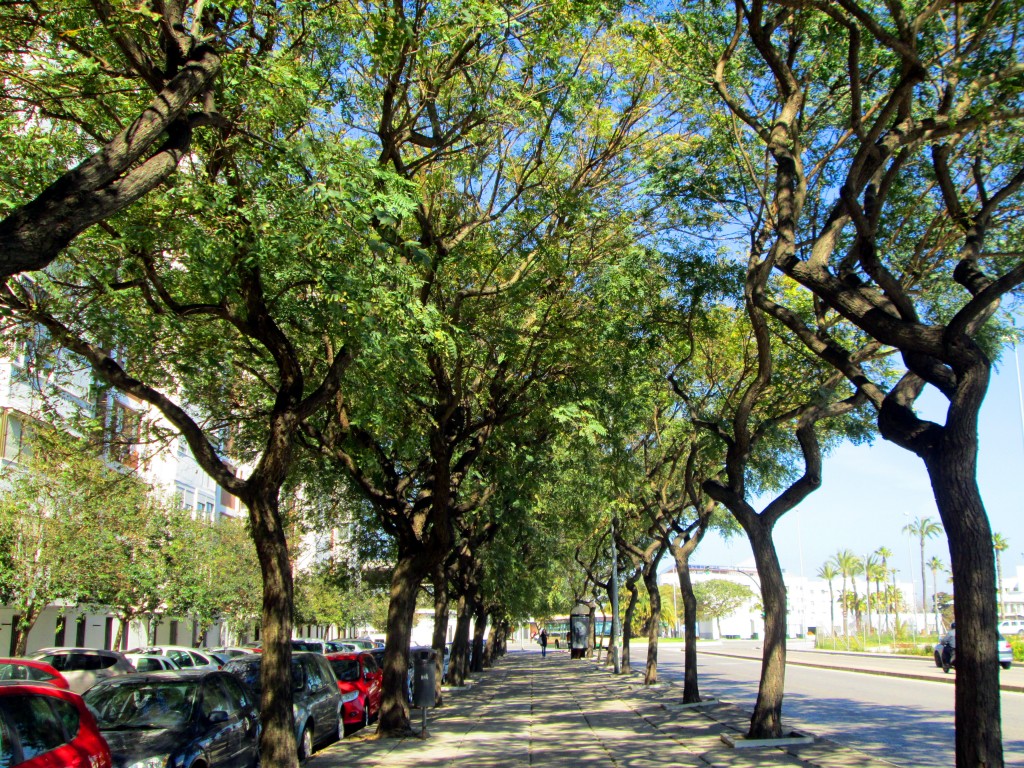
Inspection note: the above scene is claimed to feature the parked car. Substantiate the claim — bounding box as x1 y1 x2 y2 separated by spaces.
326 640 358 653
290 638 331 654
84 670 260 768
0 680 112 768
933 628 1013 671
338 638 376 651
997 618 1024 636
128 645 222 671
125 653 181 673
223 652 343 759
0 657 70 689
30 647 136 694
325 651 383 732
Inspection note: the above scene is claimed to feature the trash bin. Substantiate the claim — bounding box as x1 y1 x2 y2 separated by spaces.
411 648 437 709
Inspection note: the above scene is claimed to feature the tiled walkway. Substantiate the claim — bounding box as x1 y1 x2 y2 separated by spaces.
311 650 894 768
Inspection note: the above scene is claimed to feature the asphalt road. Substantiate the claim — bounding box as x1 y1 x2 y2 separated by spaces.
651 641 1024 768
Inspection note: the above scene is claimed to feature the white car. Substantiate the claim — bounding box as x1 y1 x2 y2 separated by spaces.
124 653 180 673
30 647 136 693
127 645 222 671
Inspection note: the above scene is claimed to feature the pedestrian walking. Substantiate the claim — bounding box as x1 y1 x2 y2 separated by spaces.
538 628 548 657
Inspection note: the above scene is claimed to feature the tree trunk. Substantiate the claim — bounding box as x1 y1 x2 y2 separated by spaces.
248 491 298 768
484 617 497 667
470 602 486 673
12 603 39 657
586 603 597 659
377 552 423 736
113 612 135 652
448 594 473 687
675 558 700 703
747 519 787 740
622 579 639 673
430 563 450 706
642 567 660 685
926 435 1002 768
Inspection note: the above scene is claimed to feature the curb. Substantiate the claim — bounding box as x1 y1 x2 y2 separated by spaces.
698 648 1024 694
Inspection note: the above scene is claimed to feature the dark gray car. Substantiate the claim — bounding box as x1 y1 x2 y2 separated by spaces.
222 652 343 760
84 669 260 768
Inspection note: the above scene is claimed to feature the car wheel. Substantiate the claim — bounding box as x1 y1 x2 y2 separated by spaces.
298 724 314 762
1001 662 1012 670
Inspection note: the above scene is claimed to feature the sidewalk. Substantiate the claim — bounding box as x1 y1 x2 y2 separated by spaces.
310 649 895 768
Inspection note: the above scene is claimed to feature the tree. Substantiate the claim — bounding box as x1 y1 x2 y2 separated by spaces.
993 533 1009 620
674 3 1024 762
0 1 223 280
817 563 838 638
0 11 369 758
693 579 756 638
875 547 894 632
904 517 943 615
830 550 861 637
297 1 671 735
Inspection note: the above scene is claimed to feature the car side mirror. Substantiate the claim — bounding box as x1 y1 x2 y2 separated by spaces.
208 710 229 724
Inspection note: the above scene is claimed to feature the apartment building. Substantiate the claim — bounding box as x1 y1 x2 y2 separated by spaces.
0 337 245 654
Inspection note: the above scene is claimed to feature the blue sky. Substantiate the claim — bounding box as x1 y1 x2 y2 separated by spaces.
687 346 1024 586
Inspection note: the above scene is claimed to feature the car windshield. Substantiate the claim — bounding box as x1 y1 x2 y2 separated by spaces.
329 659 360 682
291 641 322 652
85 680 197 730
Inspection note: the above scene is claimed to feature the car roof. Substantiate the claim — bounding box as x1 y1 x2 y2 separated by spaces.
0 680 82 699
32 647 125 656
88 669 215 686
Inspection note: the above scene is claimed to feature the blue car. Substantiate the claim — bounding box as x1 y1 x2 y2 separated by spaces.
84 669 260 768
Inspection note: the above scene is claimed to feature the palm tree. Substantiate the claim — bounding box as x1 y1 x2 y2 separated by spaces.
993 533 1009 619
817 563 839 640
875 547 893 632
927 556 945 633
830 549 861 636
866 557 887 636
902 516 942 614
863 552 880 635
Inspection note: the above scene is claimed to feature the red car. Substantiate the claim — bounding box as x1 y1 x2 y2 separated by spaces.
0 681 112 768
325 651 382 731
0 658 70 689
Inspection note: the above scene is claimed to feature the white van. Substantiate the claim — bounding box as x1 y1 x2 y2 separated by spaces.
997 618 1024 636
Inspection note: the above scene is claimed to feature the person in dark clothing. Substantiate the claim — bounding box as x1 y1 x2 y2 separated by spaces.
538 628 548 657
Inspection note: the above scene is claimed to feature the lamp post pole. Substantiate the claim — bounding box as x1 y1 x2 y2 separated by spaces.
610 518 621 674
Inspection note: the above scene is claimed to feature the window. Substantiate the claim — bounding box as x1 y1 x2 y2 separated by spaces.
200 679 238 720
221 673 252 709
0 413 35 464
108 401 141 468
0 694 67 761
168 650 194 668
175 485 195 511
299 657 320 692
48 698 79 741
0 711 14 768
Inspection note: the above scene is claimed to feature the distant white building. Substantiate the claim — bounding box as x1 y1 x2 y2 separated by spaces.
661 564 927 639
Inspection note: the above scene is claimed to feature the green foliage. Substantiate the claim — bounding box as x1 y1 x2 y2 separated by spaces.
693 579 756 622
